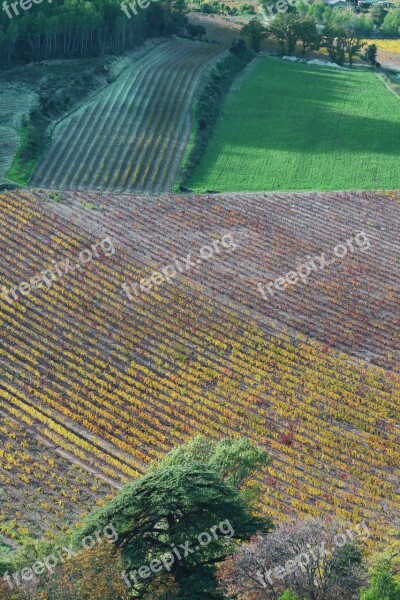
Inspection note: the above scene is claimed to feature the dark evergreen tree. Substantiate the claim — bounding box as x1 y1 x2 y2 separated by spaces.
71 437 272 598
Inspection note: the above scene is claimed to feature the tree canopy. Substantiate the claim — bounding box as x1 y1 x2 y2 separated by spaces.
72 437 272 598
0 0 187 64
219 517 368 599
360 562 400 600
240 18 268 52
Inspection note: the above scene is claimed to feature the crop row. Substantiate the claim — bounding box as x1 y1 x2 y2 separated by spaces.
0 414 113 541
0 189 398 544
41 187 400 369
31 40 220 193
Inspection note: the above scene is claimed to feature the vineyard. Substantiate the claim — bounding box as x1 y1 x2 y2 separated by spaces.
44 188 399 369
31 40 221 193
0 189 399 546
0 413 113 541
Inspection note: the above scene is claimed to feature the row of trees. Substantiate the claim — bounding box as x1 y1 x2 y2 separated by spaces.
280 0 400 38
240 15 368 66
0 0 187 64
1 436 399 599
380 7 400 36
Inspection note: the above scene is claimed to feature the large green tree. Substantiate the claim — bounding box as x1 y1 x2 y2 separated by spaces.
381 8 400 37
322 25 347 65
72 437 272 599
322 25 365 66
268 13 320 57
240 18 268 52
297 15 321 57
269 13 302 55
155 435 270 495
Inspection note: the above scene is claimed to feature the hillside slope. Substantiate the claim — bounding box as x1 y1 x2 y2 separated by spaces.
41 188 399 368
0 189 398 545
31 40 222 194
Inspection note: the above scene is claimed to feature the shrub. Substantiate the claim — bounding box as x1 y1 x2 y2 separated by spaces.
238 3 256 14
240 18 268 52
360 563 400 600
230 38 247 58
364 43 378 65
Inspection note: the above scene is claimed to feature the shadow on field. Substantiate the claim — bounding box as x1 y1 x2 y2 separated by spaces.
219 59 400 156
225 112 400 155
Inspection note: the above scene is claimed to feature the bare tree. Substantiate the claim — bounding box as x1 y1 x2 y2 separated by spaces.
218 517 369 599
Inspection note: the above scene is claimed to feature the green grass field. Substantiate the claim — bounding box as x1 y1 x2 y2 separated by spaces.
185 58 400 192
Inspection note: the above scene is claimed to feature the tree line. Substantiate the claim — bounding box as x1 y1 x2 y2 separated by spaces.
1 436 399 599
262 0 400 38
0 0 186 65
240 14 376 66
295 0 400 39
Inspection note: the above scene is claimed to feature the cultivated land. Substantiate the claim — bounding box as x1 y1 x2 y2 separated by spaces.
31 40 222 194
0 54 128 186
185 57 400 192
0 413 113 541
367 39 400 70
0 188 399 546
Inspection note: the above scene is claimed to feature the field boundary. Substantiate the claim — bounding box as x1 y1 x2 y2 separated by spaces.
176 49 255 191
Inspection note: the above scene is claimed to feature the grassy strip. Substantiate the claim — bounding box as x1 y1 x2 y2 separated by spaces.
175 49 254 192
4 120 48 186
380 68 400 97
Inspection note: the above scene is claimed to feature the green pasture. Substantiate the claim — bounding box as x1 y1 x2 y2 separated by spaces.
185 58 400 192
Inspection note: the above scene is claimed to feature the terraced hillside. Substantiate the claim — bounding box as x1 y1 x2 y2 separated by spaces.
31 40 221 193
0 189 398 546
